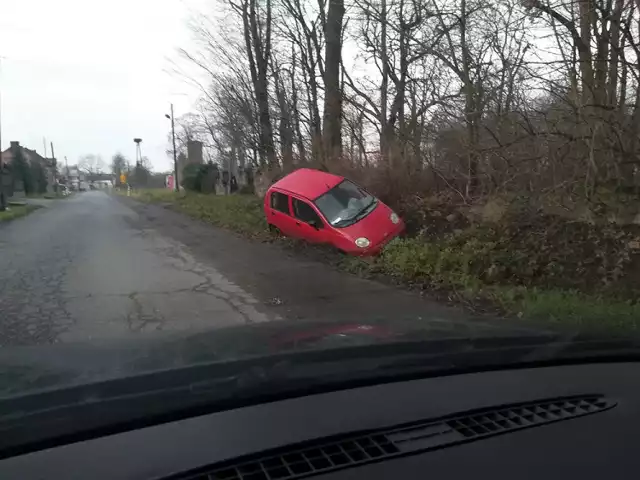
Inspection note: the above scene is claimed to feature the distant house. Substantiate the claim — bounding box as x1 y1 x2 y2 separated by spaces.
1 141 57 194
62 165 83 191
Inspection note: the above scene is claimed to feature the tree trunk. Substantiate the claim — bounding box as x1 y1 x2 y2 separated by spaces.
379 0 390 163
578 0 595 106
274 67 294 170
396 0 408 164
322 0 345 165
607 0 624 107
241 0 277 168
358 112 365 167
290 50 307 164
460 0 478 194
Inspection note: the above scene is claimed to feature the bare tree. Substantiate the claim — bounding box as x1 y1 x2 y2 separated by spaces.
230 0 277 168
78 154 106 175
111 153 129 185
172 0 640 199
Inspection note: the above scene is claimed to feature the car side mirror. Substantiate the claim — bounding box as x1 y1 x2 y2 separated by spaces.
309 219 322 230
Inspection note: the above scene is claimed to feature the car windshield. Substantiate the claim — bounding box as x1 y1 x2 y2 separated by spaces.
0 0 639 451
314 180 376 227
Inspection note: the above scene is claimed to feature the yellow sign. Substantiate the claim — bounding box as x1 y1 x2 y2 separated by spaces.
120 173 126 184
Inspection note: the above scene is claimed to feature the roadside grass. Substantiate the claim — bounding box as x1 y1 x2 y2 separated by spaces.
43 193 70 199
174 193 268 239
0 205 39 223
126 189 269 239
26 192 71 200
124 188 181 204
340 235 640 331
495 288 640 332
126 188 640 330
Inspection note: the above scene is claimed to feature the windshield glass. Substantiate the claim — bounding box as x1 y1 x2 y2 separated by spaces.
1 0 639 451
314 180 376 227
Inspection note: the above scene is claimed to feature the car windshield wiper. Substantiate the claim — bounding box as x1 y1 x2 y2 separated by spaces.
353 198 377 221
332 198 376 227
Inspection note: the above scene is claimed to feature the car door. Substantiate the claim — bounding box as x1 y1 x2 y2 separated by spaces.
267 190 297 236
291 197 328 243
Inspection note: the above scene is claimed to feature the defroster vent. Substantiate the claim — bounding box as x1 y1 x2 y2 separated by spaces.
176 395 615 480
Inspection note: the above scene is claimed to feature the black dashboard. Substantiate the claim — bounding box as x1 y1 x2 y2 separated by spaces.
0 362 637 479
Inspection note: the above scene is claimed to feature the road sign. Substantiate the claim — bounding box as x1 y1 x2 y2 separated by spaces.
120 173 126 184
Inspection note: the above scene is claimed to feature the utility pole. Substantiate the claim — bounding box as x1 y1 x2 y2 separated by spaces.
43 137 48 158
50 142 56 191
165 104 179 191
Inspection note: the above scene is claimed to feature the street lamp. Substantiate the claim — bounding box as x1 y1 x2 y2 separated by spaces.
165 104 178 192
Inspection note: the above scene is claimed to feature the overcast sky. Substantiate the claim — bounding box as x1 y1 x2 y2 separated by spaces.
0 0 204 172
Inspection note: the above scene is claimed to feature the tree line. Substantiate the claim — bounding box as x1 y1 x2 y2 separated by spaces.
173 0 640 202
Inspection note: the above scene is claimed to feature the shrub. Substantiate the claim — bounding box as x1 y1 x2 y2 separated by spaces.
31 162 48 194
238 183 255 195
181 164 202 191
181 163 220 193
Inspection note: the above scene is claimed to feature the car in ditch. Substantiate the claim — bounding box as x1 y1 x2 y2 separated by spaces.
264 168 405 255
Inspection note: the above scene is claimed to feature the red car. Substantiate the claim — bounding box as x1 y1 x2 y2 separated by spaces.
264 168 405 255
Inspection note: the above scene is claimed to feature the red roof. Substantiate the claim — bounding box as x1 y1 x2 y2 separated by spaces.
271 168 344 200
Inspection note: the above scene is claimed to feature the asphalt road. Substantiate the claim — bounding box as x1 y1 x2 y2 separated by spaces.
0 191 535 347
0 192 272 346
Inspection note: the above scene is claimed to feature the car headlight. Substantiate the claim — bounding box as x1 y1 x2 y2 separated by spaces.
390 212 399 224
355 237 370 248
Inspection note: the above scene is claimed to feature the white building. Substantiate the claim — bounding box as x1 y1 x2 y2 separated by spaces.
64 166 86 191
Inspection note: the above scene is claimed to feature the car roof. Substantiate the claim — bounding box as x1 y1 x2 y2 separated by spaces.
271 168 344 200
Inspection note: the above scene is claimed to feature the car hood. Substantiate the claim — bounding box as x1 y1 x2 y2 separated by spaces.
340 201 396 244
0 316 554 399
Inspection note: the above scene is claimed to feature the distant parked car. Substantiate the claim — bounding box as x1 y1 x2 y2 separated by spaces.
264 168 404 256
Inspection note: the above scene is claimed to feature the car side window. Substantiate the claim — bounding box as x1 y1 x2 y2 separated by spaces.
292 198 322 227
270 191 290 214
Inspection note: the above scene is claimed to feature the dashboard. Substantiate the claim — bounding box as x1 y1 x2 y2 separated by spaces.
0 362 637 479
